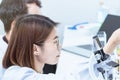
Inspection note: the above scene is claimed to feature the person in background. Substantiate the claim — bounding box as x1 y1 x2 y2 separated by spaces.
2 14 81 80
0 0 41 43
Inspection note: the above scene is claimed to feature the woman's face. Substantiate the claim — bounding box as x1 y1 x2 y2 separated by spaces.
34 28 61 65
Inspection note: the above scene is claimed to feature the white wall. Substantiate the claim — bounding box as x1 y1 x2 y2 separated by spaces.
0 0 120 34
104 0 120 15
41 0 99 25
0 21 4 35
41 0 120 26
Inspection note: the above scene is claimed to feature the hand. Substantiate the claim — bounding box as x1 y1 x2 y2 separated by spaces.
109 28 120 45
103 28 120 54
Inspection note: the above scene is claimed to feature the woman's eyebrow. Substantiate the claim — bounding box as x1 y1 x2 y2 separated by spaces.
53 36 58 40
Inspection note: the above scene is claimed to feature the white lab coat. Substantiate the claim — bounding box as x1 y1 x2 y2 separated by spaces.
0 35 7 79
0 36 96 80
2 65 81 80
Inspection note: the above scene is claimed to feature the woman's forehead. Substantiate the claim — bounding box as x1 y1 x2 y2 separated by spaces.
45 28 57 41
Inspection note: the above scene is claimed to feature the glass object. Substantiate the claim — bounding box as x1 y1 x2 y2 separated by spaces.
97 31 107 47
92 31 106 52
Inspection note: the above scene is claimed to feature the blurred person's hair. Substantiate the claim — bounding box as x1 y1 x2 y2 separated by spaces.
0 0 41 33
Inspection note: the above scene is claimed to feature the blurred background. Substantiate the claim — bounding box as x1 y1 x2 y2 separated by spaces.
0 0 120 34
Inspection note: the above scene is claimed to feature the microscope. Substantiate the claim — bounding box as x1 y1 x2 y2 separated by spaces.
89 35 119 80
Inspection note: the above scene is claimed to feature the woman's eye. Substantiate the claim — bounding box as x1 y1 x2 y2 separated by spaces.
53 40 57 44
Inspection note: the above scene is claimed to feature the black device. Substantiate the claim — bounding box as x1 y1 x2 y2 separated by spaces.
93 35 102 51
93 35 110 63
98 14 120 41
106 61 119 67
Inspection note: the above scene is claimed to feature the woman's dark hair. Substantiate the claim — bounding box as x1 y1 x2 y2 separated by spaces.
3 14 58 70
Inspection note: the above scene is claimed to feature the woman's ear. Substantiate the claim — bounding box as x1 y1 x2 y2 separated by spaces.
33 44 40 55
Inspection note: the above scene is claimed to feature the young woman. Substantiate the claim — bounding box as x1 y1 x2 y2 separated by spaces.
0 0 41 78
0 0 56 76
2 14 81 80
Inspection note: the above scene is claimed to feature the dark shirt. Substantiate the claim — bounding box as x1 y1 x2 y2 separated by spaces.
3 36 8 44
43 64 57 74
